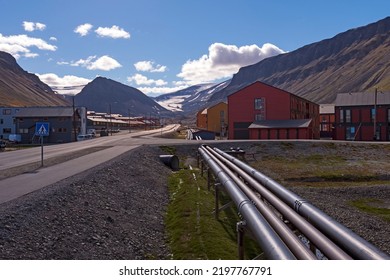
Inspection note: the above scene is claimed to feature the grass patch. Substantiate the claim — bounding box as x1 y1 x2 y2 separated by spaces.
159 145 177 155
349 199 390 222
250 144 390 188
165 167 261 259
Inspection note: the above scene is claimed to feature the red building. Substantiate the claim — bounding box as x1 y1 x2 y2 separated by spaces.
228 81 319 140
334 92 390 141
319 104 335 139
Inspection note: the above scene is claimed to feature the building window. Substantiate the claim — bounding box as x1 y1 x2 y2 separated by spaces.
255 114 265 121
345 109 351 123
254 98 265 110
388 109 390 123
371 108 376 123
254 98 266 120
18 128 28 134
340 109 344 123
2 109 11 115
0 119 3 124
3 128 11 133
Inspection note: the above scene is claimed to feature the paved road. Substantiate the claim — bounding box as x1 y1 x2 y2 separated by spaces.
0 124 183 204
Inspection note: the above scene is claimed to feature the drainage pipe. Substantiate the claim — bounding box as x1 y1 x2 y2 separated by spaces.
198 146 296 260
203 146 317 260
205 145 351 260
213 146 390 260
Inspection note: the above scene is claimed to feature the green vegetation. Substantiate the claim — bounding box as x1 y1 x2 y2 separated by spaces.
159 145 177 155
250 142 390 188
165 167 261 260
349 199 390 222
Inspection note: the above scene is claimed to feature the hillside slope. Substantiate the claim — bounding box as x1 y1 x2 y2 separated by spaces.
74 77 173 117
210 17 390 104
0 51 68 107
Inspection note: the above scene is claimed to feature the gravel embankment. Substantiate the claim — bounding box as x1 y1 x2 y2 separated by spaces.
0 142 389 259
0 145 172 259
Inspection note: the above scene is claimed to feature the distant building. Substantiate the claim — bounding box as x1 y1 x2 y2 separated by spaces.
334 91 390 141
0 107 20 140
228 81 319 140
196 102 228 137
319 104 335 139
14 106 87 144
206 102 228 137
196 108 208 130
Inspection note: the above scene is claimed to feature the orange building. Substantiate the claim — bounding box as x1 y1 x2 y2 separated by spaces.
196 102 228 136
206 102 228 136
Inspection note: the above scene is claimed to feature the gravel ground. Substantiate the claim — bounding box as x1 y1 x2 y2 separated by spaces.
0 142 389 259
0 145 172 259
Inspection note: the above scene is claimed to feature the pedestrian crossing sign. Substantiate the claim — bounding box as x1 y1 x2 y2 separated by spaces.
35 122 50 136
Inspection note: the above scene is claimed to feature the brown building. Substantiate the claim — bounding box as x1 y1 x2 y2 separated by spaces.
196 108 207 129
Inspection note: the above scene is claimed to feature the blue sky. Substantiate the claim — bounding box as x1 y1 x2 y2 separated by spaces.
0 0 389 96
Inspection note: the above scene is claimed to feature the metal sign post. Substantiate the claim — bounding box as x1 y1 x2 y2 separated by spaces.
35 122 50 167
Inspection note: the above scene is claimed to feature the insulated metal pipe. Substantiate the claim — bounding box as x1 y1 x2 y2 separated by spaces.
205 145 351 260
203 146 317 260
213 146 390 260
198 146 296 260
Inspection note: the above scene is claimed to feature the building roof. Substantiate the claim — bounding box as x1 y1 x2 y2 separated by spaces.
15 107 75 117
87 116 128 124
335 92 390 106
249 119 312 129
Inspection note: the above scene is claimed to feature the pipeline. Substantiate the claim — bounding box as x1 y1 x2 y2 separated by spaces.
204 145 351 260
198 146 296 260
211 146 390 260
202 146 317 260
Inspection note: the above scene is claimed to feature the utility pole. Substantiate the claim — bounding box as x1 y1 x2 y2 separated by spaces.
72 95 77 142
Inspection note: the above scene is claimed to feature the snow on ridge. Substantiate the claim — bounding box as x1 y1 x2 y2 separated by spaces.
157 95 191 112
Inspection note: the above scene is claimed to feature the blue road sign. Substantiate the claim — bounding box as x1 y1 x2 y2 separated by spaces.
35 122 50 136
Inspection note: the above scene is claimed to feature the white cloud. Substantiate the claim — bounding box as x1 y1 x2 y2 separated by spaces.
127 73 167 86
74 23 93 36
177 42 285 84
49 37 57 41
37 73 91 95
70 55 122 71
0 33 57 58
23 21 46 32
95 25 130 39
134 60 167 72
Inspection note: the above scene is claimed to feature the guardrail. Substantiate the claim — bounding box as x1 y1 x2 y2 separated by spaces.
198 144 390 260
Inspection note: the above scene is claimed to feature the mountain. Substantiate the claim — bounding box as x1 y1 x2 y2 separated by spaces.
209 17 390 104
155 80 230 114
74 77 173 117
0 51 69 107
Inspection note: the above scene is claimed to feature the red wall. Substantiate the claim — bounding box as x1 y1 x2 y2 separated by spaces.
228 82 291 139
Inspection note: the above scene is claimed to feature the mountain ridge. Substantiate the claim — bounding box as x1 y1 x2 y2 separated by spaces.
0 51 69 107
208 16 390 104
74 77 173 117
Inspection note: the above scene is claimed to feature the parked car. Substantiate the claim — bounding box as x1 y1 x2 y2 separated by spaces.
77 134 93 141
87 129 96 137
8 134 21 143
0 140 6 151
